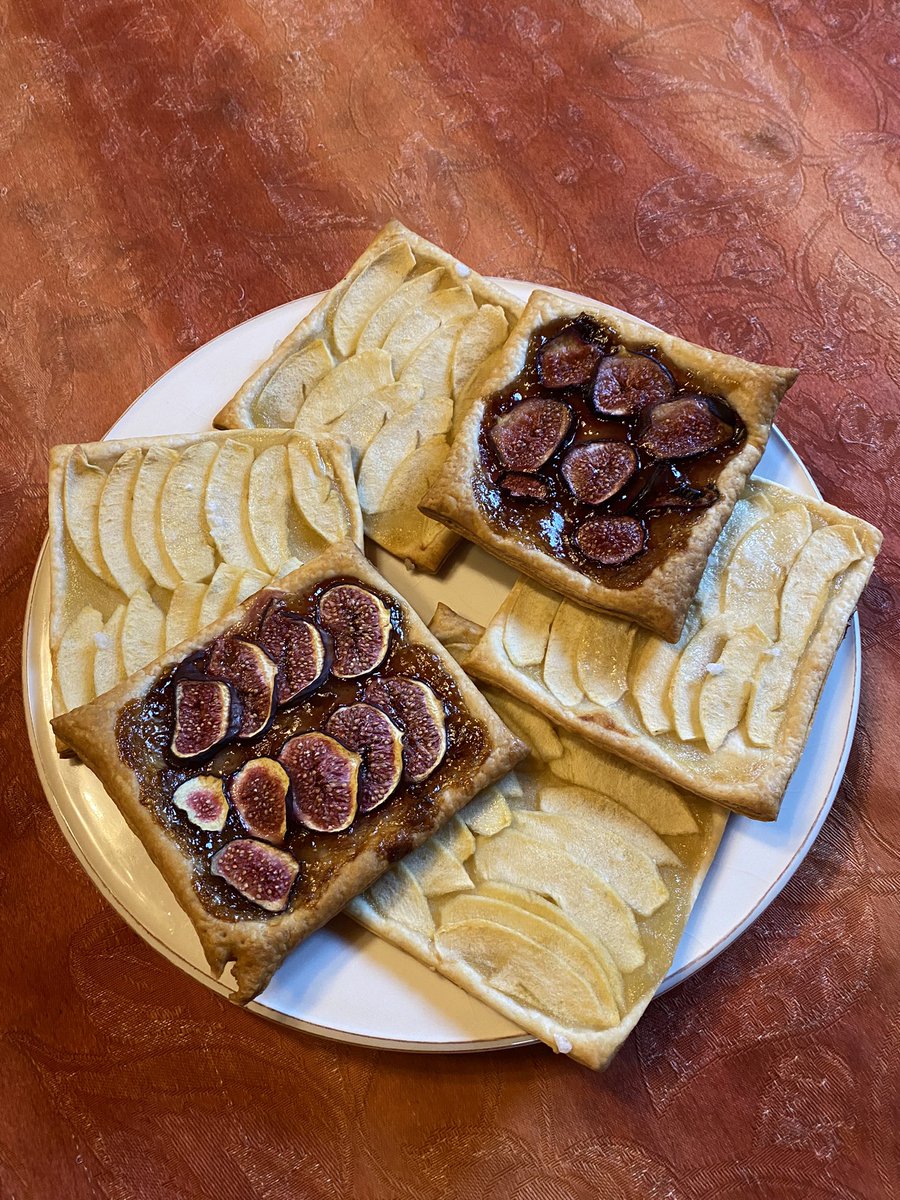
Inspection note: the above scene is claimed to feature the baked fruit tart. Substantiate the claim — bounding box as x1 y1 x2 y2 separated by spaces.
51 542 526 1003
421 289 798 640
48 430 361 722
213 220 522 571
348 605 726 1069
460 480 881 819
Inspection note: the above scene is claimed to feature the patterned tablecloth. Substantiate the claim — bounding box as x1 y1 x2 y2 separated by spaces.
2 2 898 1196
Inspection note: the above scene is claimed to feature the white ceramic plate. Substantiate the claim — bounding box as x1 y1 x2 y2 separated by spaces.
23 281 860 1052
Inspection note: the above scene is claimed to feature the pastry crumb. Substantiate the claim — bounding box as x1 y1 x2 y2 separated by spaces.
554 1035 573 1054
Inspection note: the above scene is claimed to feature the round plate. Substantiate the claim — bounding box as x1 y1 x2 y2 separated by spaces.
23 281 860 1052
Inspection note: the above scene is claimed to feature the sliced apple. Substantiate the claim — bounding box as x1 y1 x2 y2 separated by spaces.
451 304 509 403
160 441 218 584
121 589 164 677
746 524 863 747
514 811 667 916
252 338 334 428
56 606 103 710
537 785 680 867
399 316 470 399
471 827 644 971
93 604 126 697
382 308 441 374
328 389 393 472
165 581 207 649
576 613 636 708
629 630 681 735
295 349 393 433
63 449 112 582
698 624 771 752
366 436 449 520
330 241 416 356
99 448 151 596
669 617 729 742
205 440 268 572
722 506 812 639
198 564 245 627
356 266 444 353
267 557 303 582
235 567 271 604
356 399 452 514
362 861 435 939
433 815 476 862
459 786 513 837
502 583 560 669
403 839 474 898
488 688 562 763
288 439 349 545
543 601 586 709
130 445 180 590
247 444 295 573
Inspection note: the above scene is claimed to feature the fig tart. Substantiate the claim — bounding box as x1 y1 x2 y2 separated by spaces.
213 220 523 572
420 289 798 640
461 480 881 820
49 429 362 723
52 542 526 1003
349 605 726 1070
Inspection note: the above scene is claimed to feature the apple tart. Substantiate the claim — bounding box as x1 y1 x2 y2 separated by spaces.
51 543 526 1004
348 605 725 1070
213 220 523 571
49 430 362 723
462 480 881 819
421 290 798 640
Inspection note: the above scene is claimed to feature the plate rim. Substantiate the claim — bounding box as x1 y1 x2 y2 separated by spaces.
22 279 861 1053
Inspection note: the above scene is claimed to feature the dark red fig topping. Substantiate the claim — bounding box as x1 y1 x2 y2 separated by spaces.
364 676 447 783
279 733 360 832
211 839 299 912
230 758 289 844
489 399 573 472
648 481 719 513
561 441 637 505
171 679 236 760
326 703 404 813
592 352 674 417
575 515 646 565
207 638 277 738
258 600 328 705
537 328 602 388
500 472 550 502
173 776 229 831
637 395 735 460
317 584 391 679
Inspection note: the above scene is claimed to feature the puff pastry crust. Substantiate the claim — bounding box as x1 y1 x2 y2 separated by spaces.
462 480 881 819
49 429 361 721
214 220 523 571
421 289 798 640
348 605 726 1070
52 542 526 1004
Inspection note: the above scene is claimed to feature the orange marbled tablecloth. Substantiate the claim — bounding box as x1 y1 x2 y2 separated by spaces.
2 2 898 1197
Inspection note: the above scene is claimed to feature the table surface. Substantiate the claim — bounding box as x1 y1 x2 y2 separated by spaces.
3 2 898 1197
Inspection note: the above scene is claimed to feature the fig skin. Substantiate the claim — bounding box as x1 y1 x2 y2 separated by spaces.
489 399 573 472
592 351 674 417
326 703 404 813
279 732 361 832
211 839 299 912
560 441 637 505
500 472 550 502
537 327 602 389
171 678 237 761
364 676 447 783
317 584 392 680
575 515 646 565
257 599 329 706
637 394 735 460
172 776 229 832
230 757 289 844
207 638 277 739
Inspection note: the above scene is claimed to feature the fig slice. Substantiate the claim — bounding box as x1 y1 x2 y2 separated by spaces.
592 351 674 417
637 395 736 460
648 480 719 513
489 399 573 472
326 703 404 813
561 441 637 505
364 676 447 783
173 776 229 831
230 757 289 844
171 678 236 760
317 584 392 679
207 638 277 739
500 472 550 503
537 327 602 388
210 839 299 912
257 599 329 705
279 733 360 832
575 515 646 565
